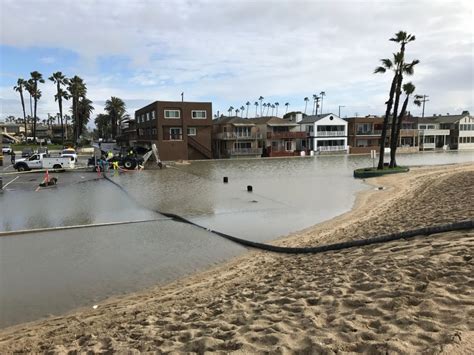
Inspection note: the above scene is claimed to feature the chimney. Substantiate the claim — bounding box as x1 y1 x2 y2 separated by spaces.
295 112 303 123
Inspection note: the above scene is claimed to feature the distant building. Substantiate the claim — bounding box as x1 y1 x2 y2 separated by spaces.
134 101 213 161
424 112 474 150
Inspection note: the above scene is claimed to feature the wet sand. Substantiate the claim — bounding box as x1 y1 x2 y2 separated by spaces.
0 163 473 353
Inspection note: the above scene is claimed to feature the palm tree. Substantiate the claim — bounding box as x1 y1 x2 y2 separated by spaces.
374 30 418 169
390 82 420 167
275 102 279 117
304 97 309 114
235 109 240 117
246 101 251 118
254 101 259 117
67 76 87 143
320 91 326 114
271 104 275 116
312 94 318 115
227 107 232 116
262 103 267 116
104 97 127 139
258 96 264 116
49 72 70 145
13 78 28 139
29 71 45 142
94 113 111 138
266 103 271 116
77 97 94 140
285 102 290 113
240 105 245 118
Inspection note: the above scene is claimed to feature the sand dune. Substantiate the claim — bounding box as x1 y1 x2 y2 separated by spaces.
0 163 473 353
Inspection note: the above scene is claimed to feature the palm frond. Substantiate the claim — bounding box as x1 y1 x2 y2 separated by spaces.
374 66 386 74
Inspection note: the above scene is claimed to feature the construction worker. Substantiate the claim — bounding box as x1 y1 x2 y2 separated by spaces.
10 150 15 165
107 151 114 160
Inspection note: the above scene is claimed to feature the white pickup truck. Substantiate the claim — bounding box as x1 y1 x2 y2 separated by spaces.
14 153 75 172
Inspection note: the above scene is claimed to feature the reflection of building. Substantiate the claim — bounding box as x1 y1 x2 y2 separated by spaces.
298 113 348 153
250 116 306 157
212 117 262 159
134 101 213 161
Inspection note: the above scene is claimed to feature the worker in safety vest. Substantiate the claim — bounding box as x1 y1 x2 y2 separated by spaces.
107 151 114 160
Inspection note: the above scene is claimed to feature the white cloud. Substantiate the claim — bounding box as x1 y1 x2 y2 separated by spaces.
1 0 472 119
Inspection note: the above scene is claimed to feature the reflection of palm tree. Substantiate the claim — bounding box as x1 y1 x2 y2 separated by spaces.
254 101 259 116
258 96 264 116
285 102 290 113
304 97 309 114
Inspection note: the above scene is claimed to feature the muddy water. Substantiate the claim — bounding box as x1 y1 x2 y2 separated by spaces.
0 150 472 328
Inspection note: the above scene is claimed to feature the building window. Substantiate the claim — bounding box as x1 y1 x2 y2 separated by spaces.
152 111 156 120
165 110 181 119
187 127 197 136
285 141 292 151
167 127 182 140
146 113 149 121
192 110 207 119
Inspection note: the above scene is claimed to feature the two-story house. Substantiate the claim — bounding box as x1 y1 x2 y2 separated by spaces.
212 117 262 158
433 112 474 150
135 101 213 161
298 114 348 153
250 116 306 157
416 117 450 150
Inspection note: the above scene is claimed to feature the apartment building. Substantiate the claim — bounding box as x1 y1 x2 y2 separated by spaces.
212 117 262 158
134 101 212 161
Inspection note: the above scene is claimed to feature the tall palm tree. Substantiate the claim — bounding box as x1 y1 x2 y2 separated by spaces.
246 101 251 118
29 71 45 142
374 31 418 169
275 102 279 117
320 91 326 114
262 103 267 116
312 94 318 115
104 96 127 139
49 72 70 145
265 103 270 116
254 101 259 117
240 105 245 118
13 78 28 138
67 76 87 143
235 109 240 117
77 97 94 140
304 97 309 114
285 102 290 113
390 82 420 167
258 96 264 116
228 107 232 116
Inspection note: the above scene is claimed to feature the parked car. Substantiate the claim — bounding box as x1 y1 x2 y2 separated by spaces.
60 148 78 162
2 145 12 154
21 148 34 158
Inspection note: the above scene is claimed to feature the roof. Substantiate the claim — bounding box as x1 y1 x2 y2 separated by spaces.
212 116 255 126
299 113 338 124
423 114 468 124
248 116 298 126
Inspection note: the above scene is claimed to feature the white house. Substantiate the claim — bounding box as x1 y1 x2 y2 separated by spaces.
298 113 348 153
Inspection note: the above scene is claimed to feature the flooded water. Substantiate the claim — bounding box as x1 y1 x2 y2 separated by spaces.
0 150 472 328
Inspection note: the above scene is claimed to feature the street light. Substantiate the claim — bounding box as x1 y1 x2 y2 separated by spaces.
338 105 345 117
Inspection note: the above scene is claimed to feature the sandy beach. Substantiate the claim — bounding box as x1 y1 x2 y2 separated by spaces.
1 163 473 353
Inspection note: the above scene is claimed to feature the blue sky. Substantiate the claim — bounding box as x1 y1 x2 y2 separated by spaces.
1 0 472 124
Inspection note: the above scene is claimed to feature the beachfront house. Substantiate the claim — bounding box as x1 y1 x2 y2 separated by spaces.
430 111 474 150
417 117 450 150
212 117 262 158
298 113 348 153
250 116 307 157
134 101 213 161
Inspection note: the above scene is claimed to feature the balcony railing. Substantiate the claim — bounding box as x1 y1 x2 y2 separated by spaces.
215 132 262 140
419 129 450 136
163 134 183 141
227 148 263 156
356 130 382 136
317 146 347 152
267 131 307 139
316 131 346 137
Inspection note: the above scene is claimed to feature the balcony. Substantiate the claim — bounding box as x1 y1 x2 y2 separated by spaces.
356 130 382 136
227 148 263 156
267 131 307 139
215 132 262 140
419 129 450 136
316 131 347 137
317 146 347 152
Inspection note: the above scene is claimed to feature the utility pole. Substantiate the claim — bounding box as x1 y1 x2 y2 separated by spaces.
338 105 345 117
419 95 429 118
320 91 326 114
